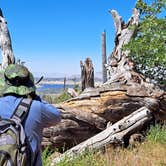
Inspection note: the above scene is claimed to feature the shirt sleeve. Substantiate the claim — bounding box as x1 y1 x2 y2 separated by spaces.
41 100 61 128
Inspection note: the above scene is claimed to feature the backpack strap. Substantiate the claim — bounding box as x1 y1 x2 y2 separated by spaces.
11 98 32 123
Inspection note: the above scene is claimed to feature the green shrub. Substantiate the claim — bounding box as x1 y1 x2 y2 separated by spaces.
42 147 51 166
147 124 166 144
53 91 71 104
42 91 71 104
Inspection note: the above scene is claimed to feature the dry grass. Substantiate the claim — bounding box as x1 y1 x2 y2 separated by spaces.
47 141 166 166
43 125 166 166
100 141 166 166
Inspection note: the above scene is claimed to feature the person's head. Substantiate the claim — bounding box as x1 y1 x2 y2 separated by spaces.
0 64 36 97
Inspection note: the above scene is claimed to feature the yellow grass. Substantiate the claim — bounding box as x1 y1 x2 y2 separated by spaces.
97 141 166 166
44 125 166 166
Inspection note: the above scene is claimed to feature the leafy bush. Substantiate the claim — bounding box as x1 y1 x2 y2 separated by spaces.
147 124 166 144
53 91 72 104
42 91 71 104
124 0 166 85
42 147 51 166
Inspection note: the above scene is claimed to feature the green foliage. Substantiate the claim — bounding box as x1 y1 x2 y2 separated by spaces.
42 91 72 104
136 0 166 15
54 91 72 103
42 147 51 166
147 124 166 144
124 0 166 85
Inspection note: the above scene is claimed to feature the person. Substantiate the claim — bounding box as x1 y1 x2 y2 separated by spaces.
0 64 61 166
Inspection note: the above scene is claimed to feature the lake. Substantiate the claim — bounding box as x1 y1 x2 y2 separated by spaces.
36 83 74 95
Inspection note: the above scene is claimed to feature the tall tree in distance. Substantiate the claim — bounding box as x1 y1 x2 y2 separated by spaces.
101 31 107 83
0 8 15 69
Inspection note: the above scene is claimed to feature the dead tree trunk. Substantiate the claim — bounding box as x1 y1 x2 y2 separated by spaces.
0 8 15 69
80 57 94 91
50 107 153 165
63 77 66 90
101 31 107 83
105 8 140 84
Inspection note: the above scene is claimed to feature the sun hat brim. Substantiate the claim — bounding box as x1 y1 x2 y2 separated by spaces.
0 67 36 96
3 84 36 96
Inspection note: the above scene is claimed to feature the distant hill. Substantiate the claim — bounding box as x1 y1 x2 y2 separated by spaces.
34 71 102 83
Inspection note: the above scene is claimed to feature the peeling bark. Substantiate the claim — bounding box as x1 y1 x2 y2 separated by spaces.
105 8 140 84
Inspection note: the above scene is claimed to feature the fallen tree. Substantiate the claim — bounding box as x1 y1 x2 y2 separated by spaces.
43 8 165 154
50 106 153 165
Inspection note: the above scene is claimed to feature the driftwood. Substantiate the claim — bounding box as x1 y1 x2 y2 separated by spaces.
80 57 94 91
0 8 15 69
50 107 153 165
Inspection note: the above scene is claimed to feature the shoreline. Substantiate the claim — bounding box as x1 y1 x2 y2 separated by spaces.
39 80 81 85
38 80 102 88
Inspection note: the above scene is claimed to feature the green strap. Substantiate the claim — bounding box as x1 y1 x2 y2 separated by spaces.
11 98 32 123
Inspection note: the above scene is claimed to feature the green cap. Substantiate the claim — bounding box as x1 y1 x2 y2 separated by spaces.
0 64 36 96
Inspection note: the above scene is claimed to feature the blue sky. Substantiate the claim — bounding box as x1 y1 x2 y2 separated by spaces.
1 0 138 77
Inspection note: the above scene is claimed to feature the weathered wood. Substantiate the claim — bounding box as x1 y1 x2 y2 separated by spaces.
101 31 107 83
42 87 164 149
67 88 78 97
42 8 166 155
80 57 94 91
42 105 107 149
50 107 152 165
0 8 15 69
105 8 140 84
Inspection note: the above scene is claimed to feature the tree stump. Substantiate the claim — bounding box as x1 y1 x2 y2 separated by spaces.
80 57 94 91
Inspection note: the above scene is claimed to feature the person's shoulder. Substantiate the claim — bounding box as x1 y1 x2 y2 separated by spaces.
31 98 51 108
0 95 17 101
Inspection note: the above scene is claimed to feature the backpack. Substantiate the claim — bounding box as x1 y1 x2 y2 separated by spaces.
0 98 32 166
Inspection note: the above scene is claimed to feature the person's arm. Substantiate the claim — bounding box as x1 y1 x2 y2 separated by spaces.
41 100 61 128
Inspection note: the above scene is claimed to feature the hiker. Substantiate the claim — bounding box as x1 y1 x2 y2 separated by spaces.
0 64 61 166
